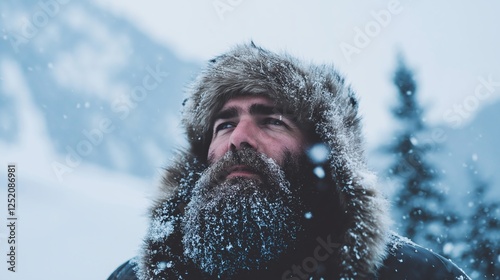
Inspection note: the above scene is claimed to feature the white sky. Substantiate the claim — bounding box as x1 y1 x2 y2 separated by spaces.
91 0 500 149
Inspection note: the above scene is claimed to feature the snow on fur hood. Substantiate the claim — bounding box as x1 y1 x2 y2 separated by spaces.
137 42 392 279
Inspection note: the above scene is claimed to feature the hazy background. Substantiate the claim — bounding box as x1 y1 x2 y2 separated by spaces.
0 0 499 279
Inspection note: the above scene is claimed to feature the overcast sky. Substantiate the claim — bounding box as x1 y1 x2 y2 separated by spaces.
91 0 500 148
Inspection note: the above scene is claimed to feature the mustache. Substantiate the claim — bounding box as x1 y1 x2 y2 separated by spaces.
205 148 270 183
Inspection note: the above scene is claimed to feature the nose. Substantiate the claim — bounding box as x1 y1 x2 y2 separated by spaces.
228 119 259 151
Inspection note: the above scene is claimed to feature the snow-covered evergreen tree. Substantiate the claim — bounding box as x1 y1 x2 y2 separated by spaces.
385 54 457 252
462 165 500 279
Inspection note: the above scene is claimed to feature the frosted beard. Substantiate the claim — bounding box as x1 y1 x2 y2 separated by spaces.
182 148 306 278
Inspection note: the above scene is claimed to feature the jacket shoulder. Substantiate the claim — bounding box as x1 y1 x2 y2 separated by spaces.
107 258 139 280
376 235 470 280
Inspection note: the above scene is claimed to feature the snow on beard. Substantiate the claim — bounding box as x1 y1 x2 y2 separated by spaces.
182 148 306 278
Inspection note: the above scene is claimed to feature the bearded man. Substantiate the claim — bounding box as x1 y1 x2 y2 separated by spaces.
108 43 470 279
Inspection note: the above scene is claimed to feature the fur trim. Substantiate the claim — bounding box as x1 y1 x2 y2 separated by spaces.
138 42 391 279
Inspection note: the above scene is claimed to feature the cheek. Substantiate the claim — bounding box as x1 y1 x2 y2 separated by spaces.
282 137 305 155
267 139 303 165
207 139 225 163
207 146 217 163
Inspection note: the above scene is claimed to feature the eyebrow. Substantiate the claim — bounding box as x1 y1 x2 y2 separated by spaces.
249 104 278 116
214 104 281 122
214 107 238 120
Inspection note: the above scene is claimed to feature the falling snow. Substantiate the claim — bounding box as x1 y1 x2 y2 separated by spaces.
308 143 330 164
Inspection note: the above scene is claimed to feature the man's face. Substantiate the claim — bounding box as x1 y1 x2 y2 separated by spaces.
208 95 306 171
182 96 312 277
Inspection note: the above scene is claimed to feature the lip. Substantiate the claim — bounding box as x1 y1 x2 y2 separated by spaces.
226 165 259 179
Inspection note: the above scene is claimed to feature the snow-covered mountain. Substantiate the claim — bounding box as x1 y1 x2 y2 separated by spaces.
0 1 199 279
433 99 500 201
1 0 200 181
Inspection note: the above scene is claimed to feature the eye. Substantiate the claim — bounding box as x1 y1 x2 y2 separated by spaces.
263 117 286 126
214 122 235 133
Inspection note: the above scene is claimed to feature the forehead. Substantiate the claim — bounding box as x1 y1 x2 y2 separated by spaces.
220 95 276 111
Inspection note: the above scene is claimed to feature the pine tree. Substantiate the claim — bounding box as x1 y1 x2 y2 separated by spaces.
462 165 500 279
386 54 457 251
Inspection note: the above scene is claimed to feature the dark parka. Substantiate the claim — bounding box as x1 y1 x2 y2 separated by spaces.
108 43 470 280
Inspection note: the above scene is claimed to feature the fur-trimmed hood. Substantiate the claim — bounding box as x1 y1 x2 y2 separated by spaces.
137 43 392 279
